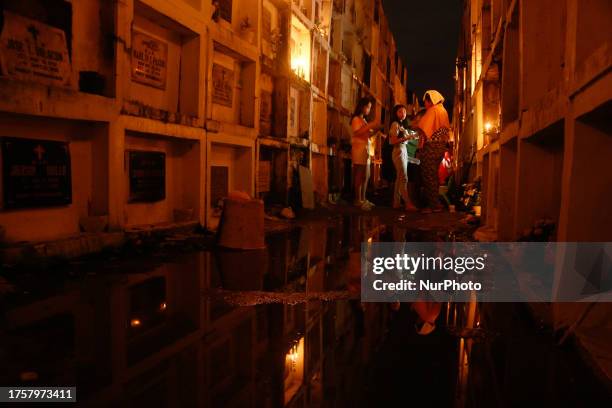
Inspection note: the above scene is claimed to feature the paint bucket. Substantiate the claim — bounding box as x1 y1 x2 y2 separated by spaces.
217 197 266 249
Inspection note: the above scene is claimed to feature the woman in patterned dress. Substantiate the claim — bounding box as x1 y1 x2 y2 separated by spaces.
417 90 451 213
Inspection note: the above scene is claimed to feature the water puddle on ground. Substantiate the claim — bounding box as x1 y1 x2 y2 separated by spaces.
0 214 609 406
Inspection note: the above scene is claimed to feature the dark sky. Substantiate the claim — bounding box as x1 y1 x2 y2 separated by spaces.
382 0 461 112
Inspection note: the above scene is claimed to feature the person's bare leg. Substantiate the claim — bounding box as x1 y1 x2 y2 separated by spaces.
393 180 401 208
392 150 405 208
395 150 416 211
361 163 370 203
353 166 364 205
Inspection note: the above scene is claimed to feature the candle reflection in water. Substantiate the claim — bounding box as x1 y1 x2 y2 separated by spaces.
284 337 305 405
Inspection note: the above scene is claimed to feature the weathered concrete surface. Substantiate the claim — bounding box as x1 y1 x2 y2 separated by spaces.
0 232 125 266
0 220 204 266
123 220 200 236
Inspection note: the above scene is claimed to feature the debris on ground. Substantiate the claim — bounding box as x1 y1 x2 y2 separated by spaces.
459 178 481 213
206 289 357 306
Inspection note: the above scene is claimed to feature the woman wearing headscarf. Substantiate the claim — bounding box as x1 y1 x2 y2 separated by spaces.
417 90 451 213
389 104 418 211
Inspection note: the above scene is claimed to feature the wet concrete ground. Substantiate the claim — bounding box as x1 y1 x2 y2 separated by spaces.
0 207 610 406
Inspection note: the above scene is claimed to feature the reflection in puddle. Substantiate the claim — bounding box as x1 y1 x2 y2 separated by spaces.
0 215 390 406
284 337 304 405
0 214 609 406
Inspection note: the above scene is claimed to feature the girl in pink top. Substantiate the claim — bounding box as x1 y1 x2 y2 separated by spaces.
350 97 382 210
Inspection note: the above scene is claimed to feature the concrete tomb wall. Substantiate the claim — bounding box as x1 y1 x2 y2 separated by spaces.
0 116 108 242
